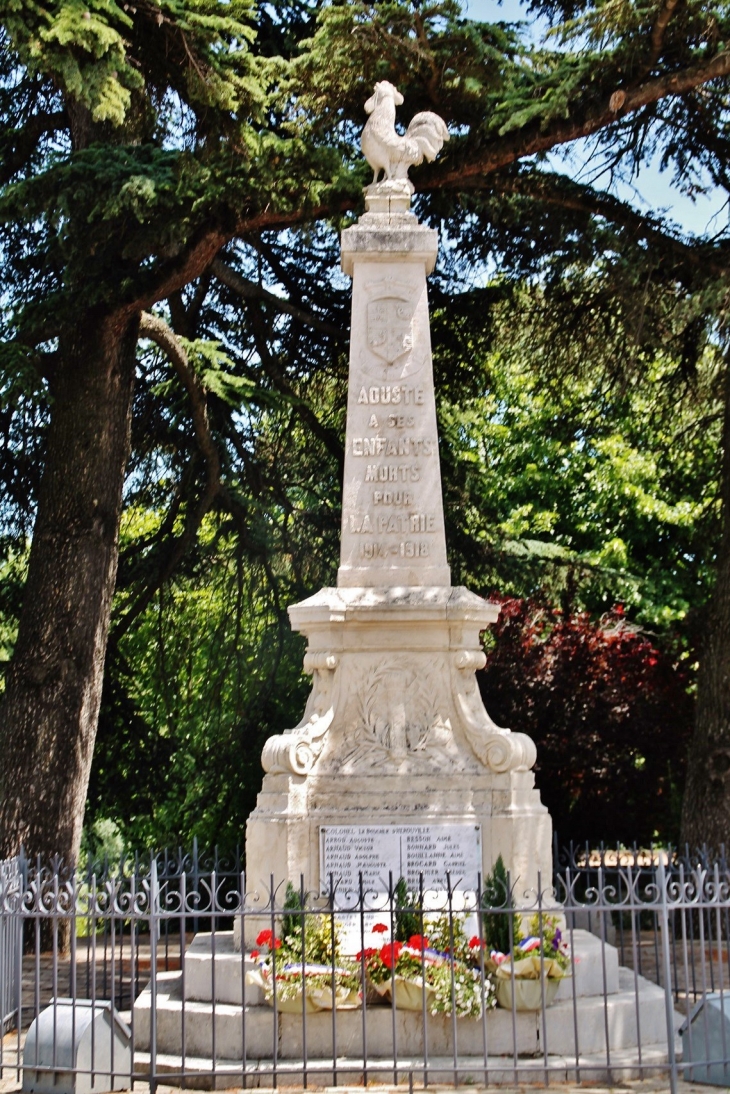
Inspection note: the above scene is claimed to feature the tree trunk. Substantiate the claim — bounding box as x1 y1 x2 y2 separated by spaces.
681 363 730 852
0 310 138 866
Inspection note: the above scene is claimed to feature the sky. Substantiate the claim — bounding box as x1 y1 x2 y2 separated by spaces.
461 0 729 239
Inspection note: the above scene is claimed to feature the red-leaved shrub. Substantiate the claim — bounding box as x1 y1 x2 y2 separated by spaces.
478 598 693 846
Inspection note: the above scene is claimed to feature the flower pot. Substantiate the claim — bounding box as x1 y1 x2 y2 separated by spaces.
372 976 435 1011
246 968 360 1012
271 989 324 1014
307 985 360 1011
495 975 560 1011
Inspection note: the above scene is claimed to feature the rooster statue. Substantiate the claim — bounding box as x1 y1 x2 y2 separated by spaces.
361 81 449 183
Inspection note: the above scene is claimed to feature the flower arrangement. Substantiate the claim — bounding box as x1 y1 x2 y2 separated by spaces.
357 916 495 1018
486 914 571 1011
247 915 360 1013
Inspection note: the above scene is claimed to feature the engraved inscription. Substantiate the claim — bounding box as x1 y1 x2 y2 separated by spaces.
346 514 435 535
351 437 434 457
365 464 421 482
372 491 413 506
357 386 424 405
320 823 482 894
360 541 430 558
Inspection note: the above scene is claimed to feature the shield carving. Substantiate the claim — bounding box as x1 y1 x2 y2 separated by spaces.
367 297 413 365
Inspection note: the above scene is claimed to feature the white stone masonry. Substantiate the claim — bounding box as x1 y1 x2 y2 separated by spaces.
245 88 552 903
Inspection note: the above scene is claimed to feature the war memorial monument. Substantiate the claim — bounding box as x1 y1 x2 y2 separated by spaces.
133 86 674 1080
245 80 552 898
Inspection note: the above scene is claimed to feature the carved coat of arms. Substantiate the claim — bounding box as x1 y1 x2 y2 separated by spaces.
367 297 413 365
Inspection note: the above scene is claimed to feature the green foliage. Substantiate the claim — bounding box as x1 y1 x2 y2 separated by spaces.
1 0 729 854
276 892 343 970
0 0 261 125
426 911 471 963
438 290 721 626
481 855 522 955
281 881 304 942
394 876 421 943
79 816 125 869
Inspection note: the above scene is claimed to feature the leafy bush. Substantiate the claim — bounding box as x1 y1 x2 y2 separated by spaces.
480 599 693 846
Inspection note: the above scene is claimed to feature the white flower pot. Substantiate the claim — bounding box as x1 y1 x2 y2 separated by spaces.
372 976 435 1011
495 975 560 1011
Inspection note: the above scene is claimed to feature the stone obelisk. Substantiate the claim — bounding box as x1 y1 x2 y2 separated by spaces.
245 82 552 898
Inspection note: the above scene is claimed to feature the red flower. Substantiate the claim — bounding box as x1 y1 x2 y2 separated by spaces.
356 948 377 961
408 934 429 951
372 922 389 934
250 950 260 960
469 936 484 949
380 941 403 969
255 929 281 949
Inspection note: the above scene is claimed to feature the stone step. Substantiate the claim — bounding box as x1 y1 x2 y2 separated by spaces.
133 966 674 1060
553 927 619 999
183 932 263 1006
134 1042 679 1090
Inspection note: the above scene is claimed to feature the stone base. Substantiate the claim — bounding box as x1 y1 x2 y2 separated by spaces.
245 586 551 902
134 1044 678 1089
132 930 680 1083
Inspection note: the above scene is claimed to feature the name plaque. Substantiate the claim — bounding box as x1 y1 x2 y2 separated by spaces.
319 824 482 895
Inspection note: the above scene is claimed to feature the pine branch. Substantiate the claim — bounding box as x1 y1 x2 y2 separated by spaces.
0 111 67 187
138 312 221 482
127 199 357 316
246 300 345 474
646 0 683 77
426 49 730 187
121 50 730 317
490 170 730 279
211 257 345 338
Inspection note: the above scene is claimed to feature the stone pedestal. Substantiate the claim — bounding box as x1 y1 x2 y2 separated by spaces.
134 930 679 1083
245 180 552 902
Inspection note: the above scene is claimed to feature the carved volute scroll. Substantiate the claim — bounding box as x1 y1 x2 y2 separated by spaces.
260 652 339 776
451 649 537 773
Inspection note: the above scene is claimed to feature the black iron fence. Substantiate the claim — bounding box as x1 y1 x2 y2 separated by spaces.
0 855 21 1034
1 846 730 1090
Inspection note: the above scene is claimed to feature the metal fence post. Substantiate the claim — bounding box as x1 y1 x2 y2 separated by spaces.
658 857 678 1094
149 856 158 1094
0 856 21 1039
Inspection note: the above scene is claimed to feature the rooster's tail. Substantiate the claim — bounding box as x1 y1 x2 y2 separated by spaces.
405 111 450 164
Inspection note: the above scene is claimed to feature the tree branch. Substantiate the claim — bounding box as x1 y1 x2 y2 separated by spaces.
246 300 345 475
489 170 730 279
211 257 345 338
117 49 730 318
139 312 221 480
646 0 683 76
0 111 67 187
114 312 224 640
424 49 730 188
